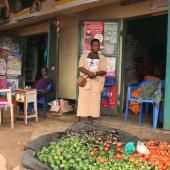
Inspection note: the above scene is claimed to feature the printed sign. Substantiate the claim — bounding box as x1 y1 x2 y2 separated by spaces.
0 76 7 89
106 57 116 77
7 78 18 95
83 21 104 51
0 58 6 75
7 55 21 76
103 22 118 56
101 85 116 109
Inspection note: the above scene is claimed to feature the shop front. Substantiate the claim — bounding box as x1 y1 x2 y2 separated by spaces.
77 0 169 129
0 21 58 97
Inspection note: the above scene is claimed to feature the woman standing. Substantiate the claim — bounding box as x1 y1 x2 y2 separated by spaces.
77 39 107 122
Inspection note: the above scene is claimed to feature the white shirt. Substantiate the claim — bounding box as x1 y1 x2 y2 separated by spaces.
86 58 100 72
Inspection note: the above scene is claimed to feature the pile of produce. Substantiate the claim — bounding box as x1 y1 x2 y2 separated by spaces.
36 127 170 170
37 136 154 170
65 129 119 146
129 140 170 170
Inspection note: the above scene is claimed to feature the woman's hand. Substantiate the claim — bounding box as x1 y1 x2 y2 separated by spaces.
88 72 96 79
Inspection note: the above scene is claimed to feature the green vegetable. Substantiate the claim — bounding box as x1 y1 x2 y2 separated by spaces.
37 133 155 170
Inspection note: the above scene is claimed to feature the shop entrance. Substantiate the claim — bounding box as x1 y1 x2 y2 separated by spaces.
123 14 167 126
24 33 48 86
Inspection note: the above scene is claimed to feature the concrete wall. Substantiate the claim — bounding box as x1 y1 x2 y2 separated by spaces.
58 16 79 99
14 22 49 36
79 0 167 19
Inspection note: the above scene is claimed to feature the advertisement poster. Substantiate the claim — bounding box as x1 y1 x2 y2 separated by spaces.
83 21 104 51
106 57 116 77
101 57 117 109
7 55 21 76
0 58 7 75
7 78 18 95
101 85 116 109
0 76 7 89
103 22 118 56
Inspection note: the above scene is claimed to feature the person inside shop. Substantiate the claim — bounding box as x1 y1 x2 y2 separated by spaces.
34 67 53 94
77 39 107 122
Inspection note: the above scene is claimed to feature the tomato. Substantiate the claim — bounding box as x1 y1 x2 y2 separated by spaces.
106 143 111 148
104 147 109 152
117 142 123 147
116 154 122 159
89 151 95 157
116 148 122 153
137 153 144 157
93 147 99 152
100 157 106 163
103 142 107 147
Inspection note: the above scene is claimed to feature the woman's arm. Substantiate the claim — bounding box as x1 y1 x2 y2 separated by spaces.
79 67 96 78
95 70 107 76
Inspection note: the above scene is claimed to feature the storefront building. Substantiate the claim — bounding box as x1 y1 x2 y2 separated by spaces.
76 0 169 130
71 0 169 130
0 0 170 129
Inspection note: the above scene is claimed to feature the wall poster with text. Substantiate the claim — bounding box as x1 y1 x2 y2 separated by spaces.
106 57 116 77
83 21 104 53
0 76 7 89
0 58 7 75
81 21 119 111
103 22 118 56
7 55 21 76
7 78 18 95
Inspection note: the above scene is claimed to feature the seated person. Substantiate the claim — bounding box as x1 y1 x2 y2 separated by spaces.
34 67 53 94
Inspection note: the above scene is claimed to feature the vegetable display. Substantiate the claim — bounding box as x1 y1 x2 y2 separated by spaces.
37 129 170 170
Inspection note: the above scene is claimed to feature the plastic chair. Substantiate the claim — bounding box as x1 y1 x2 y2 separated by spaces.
101 76 116 116
0 89 14 129
125 80 164 129
37 83 52 117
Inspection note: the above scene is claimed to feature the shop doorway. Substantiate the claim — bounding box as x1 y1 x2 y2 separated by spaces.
79 20 120 115
123 14 167 124
24 33 48 86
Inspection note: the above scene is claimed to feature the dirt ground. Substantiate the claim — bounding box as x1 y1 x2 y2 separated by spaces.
0 112 170 170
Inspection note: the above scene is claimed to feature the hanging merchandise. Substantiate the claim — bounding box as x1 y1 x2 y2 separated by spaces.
83 21 104 53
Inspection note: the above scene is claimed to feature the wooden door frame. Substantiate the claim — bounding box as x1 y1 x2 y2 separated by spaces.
78 19 121 114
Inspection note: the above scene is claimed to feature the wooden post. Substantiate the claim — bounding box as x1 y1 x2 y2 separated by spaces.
163 0 170 130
